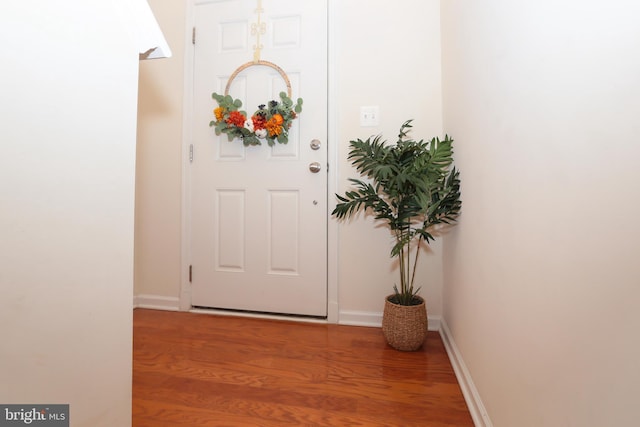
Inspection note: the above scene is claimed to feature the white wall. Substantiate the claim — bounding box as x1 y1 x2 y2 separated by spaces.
333 0 445 318
136 0 446 320
135 0 186 299
441 0 640 425
0 2 139 425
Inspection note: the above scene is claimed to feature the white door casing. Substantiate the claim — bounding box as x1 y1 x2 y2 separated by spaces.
189 0 328 317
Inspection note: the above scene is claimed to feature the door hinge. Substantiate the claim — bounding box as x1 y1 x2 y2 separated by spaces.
189 265 192 283
189 144 194 163
192 27 196 45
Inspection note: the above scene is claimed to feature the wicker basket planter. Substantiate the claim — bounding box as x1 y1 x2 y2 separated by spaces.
382 295 428 351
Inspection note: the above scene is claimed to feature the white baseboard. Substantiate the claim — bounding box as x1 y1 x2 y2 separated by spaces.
134 294 180 311
338 309 441 331
338 310 382 327
132 296 442 335
439 319 493 427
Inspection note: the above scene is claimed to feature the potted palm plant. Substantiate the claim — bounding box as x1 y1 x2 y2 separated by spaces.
332 120 461 351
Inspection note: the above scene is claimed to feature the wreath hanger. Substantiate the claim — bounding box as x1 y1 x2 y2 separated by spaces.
225 60 292 98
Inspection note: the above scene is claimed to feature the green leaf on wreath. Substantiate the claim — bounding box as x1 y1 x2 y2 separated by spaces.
243 135 259 146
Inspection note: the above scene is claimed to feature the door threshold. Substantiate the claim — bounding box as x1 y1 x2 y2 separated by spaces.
190 306 328 324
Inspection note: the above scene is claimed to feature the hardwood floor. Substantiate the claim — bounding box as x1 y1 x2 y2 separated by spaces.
132 309 473 427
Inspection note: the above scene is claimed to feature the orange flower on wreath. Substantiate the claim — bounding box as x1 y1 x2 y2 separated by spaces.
226 111 246 127
273 113 284 125
265 117 283 137
214 107 225 122
252 115 267 130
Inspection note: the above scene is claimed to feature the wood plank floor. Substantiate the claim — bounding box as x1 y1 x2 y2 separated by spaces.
132 309 473 427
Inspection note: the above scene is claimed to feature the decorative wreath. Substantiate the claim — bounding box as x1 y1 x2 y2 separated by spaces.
210 91 303 146
209 60 303 147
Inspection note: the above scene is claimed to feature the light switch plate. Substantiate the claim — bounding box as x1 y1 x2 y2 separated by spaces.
360 106 380 127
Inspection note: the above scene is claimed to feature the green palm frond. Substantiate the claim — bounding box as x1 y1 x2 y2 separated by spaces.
332 120 462 305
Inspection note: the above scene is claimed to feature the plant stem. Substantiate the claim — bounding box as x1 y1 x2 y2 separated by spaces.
410 235 422 296
402 225 410 299
400 230 407 295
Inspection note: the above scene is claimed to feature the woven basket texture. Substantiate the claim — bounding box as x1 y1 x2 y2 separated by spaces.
381 295 428 351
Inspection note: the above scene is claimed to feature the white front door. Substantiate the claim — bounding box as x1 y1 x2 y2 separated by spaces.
190 0 328 317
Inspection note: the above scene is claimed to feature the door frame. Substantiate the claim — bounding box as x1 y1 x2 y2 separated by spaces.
179 0 339 322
